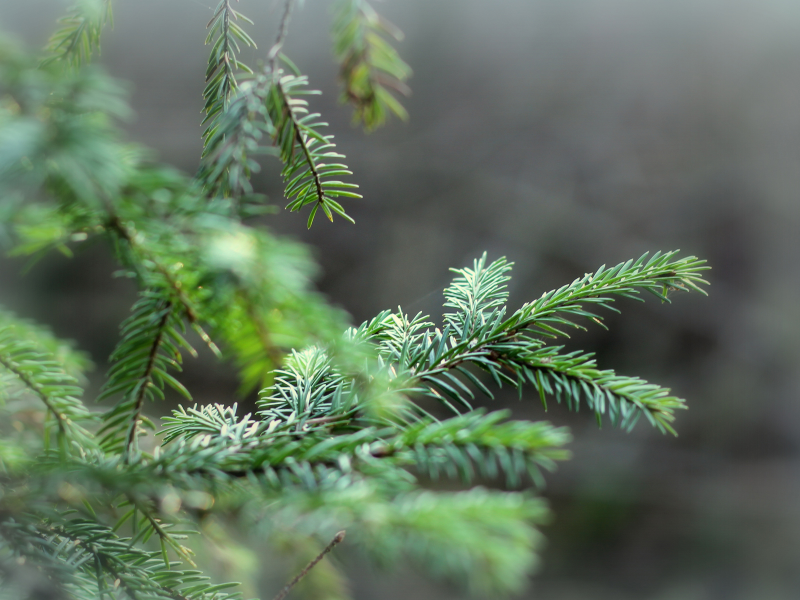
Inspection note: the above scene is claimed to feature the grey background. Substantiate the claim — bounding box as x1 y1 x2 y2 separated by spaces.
2 0 800 598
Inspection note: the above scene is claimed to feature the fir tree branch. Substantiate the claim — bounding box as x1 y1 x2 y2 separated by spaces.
266 67 360 227
0 311 95 450
237 289 285 389
202 0 257 152
157 403 569 490
198 1 360 225
0 516 240 600
98 295 193 458
42 0 113 68
262 0 358 226
105 214 220 357
499 347 687 434
390 252 709 431
123 303 171 460
332 0 412 129
128 497 197 567
508 250 709 338
197 72 272 201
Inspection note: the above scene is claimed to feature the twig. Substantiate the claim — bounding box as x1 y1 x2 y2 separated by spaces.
271 531 346 600
123 303 171 462
268 0 296 70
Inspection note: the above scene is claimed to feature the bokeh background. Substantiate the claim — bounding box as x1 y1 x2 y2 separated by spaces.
2 0 800 598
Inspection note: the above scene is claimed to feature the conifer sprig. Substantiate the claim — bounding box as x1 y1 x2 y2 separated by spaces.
395 252 708 432
273 252 706 433
0 310 95 451
42 0 113 68
0 516 243 600
197 75 271 201
510 250 709 338
266 66 360 227
198 62 360 225
199 0 360 224
332 0 412 129
202 0 256 152
98 294 193 458
156 403 570 490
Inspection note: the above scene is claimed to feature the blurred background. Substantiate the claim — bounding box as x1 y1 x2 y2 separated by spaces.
2 0 800 598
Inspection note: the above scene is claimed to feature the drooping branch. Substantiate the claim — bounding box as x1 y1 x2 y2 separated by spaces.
42 0 113 67
202 0 257 151
331 0 412 129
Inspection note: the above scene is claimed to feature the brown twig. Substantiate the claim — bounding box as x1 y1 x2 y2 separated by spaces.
268 0 296 71
271 531 346 600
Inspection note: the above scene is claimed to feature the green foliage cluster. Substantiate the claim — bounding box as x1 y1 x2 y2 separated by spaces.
0 1 708 598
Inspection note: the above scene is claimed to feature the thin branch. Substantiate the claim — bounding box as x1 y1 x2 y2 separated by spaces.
241 290 283 367
271 531 346 600
0 354 68 436
123 303 171 462
268 0 297 70
131 497 197 567
266 0 325 217
106 215 220 355
40 522 190 600
276 86 327 215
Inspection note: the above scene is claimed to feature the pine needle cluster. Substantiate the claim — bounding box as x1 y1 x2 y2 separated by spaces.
0 1 709 598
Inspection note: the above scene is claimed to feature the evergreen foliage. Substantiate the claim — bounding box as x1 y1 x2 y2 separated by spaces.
0 1 709 598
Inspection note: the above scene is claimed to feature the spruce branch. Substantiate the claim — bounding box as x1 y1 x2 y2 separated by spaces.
126 497 197 568
266 66 360 227
42 0 113 68
506 347 688 434
332 0 412 129
354 252 709 432
443 254 513 339
197 71 272 201
157 403 569 490
508 250 709 338
202 0 257 153
0 515 242 600
0 310 95 451
98 295 193 458
105 213 220 357
199 0 360 224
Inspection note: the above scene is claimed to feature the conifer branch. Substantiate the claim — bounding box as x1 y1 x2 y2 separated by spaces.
42 0 113 67
238 289 284 386
98 296 193 457
129 497 197 567
0 516 240 600
510 250 709 338
105 214 219 356
332 0 412 129
124 303 171 460
197 73 272 200
266 67 360 226
199 0 360 224
202 0 257 151
0 14 712 597
0 311 95 449
393 252 709 432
